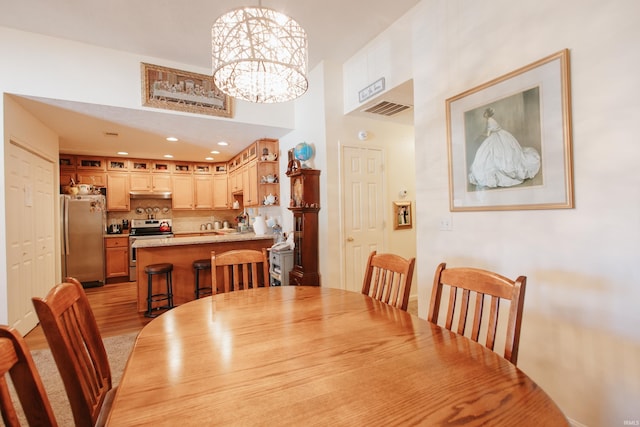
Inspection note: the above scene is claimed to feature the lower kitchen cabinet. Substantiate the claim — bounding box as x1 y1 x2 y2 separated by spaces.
105 236 129 279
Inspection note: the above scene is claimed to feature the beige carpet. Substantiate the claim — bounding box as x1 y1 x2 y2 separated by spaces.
7 333 137 427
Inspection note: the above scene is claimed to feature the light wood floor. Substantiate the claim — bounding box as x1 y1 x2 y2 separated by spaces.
24 281 152 350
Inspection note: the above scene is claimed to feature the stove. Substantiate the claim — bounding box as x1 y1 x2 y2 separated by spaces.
129 218 174 237
129 219 173 280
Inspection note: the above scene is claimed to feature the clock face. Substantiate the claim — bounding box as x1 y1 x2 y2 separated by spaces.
293 177 303 206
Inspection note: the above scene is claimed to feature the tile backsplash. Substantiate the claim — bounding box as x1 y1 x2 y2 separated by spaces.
106 199 283 233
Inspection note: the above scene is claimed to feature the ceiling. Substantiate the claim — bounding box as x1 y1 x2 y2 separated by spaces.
1 0 418 162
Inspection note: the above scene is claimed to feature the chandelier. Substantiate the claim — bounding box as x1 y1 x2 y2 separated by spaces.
211 5 308 103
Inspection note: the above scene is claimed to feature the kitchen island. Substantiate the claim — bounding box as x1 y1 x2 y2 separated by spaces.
132 232 274 312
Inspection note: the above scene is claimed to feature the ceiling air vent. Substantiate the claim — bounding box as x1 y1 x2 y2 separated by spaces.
363 101 412 117
104 132 119 137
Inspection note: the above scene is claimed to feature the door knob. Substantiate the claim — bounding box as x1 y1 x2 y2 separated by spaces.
347 237 354 242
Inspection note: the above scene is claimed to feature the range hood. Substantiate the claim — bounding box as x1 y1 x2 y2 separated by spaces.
129 191 172 199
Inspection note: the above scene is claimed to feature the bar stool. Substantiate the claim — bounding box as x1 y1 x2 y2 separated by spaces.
144 263 174 318
193 258 212 299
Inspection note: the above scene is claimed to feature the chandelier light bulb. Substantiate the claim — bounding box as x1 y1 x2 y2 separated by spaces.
212 6 308 103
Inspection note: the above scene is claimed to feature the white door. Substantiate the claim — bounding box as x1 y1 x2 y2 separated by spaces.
341 145 386 292
6 142 56 335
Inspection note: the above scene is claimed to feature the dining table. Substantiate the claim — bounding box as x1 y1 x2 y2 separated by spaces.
106 286 567 426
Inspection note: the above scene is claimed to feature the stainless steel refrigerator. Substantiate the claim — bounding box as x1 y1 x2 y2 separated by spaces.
60 194 106 287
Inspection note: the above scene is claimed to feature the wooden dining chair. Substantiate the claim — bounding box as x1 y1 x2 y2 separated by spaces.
32 277 115 427
212 249 270 293
0 325 58 427
428 262 527 365
361 251 416 311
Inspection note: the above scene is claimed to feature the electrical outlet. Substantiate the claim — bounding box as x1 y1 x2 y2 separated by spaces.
439 216 452 231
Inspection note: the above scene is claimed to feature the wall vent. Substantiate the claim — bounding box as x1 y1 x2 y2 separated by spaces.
104 131 119 137
362 101 412 116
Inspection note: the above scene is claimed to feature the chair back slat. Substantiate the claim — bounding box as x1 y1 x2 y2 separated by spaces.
32 278 113 426
361 251 415 311
212 249 270 293
428 263 527 365
0 326 58 427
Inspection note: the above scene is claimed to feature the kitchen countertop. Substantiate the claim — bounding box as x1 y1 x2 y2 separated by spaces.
131 232 274 248
104 233 129 238
172 228 237 236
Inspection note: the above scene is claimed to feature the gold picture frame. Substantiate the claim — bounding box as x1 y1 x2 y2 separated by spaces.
141 62 233 118
446 49 573 211
393 201 412 229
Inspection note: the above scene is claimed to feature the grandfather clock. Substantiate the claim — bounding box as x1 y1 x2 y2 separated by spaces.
286 160 320 286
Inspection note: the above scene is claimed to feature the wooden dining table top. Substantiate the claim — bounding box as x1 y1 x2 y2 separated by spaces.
107 286 567 426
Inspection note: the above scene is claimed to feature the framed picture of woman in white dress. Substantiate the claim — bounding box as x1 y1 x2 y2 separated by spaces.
446 49 574 211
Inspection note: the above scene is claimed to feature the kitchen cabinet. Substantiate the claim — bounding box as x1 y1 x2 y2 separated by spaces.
193 163 213 174
287 165 320 286
105 237 129 279
60 154 106 188
106 173 130 211
242 160 259 206
242 142 258 164
152 161 172 173
173 162 192 174
172 175 194 209
130 174 172 192
60 154 76 187
194 176 214 209
76 171 107 187
76 156 106 171
130 159 151 172
229 169 242 194
213 174 229 209
107 159 130 171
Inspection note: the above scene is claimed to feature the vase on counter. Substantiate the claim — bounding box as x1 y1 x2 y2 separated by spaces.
253 215 267 236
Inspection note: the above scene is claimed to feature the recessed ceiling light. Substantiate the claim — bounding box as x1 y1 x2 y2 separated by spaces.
205 157 214 161
210 150 220 154
217 141 229 146
117 151 129 155
164 154 174 158
166 137 178 142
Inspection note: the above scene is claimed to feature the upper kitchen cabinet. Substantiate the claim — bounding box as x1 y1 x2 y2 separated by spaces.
173 162 193 174
76 156 106 171
172 175 194 209
152 160 172 173
60 154 76 188
193 163 213 175
242 160 259 206
131 159 152 172
130 174 172 192
194 175 214 209
106 173 130 211
213 174 229 209
107 159 130 171
59 154 106 188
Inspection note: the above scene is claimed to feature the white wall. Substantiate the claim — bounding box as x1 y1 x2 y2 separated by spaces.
405 0 639 425
341 0 640 423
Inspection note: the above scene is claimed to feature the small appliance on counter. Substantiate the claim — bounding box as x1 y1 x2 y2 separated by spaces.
108 223 122 234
